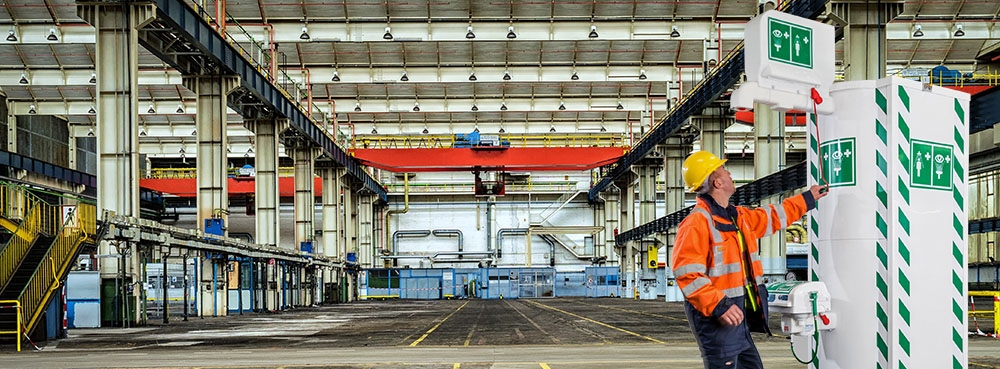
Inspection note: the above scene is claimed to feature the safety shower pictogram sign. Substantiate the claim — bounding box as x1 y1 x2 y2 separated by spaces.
910 139 953 191
820 138 855 187
768 18 813 69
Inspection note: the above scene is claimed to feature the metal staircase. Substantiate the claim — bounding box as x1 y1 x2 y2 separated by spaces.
531 190 594 260
0 182 96 340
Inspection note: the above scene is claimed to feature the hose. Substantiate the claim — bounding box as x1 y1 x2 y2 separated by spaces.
791 291 820 365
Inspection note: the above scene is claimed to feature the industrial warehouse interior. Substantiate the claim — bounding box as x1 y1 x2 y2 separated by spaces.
1 0 1000 368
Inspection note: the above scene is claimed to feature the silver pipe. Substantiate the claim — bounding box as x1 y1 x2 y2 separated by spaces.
391 230 431 254
496 228 528 259
432 229 464 257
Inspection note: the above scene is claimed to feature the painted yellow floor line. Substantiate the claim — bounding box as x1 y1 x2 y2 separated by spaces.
410 300 469 347
575 300 687 322
453 364 461 369
539 363 551 369
526 300 665 344
463 321 478 346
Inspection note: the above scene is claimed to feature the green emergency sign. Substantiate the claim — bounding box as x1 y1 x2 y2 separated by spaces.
820 138 855 187
768 18 813 69
910 139 953 191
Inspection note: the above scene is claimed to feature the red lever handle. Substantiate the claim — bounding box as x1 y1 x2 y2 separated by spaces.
820 314 830 325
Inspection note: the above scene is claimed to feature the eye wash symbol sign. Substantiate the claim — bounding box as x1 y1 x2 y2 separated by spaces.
768 18 813 69
911 139 953 191
820 138 855 187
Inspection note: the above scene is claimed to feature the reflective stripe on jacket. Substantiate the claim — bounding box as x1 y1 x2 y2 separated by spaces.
671 193 812 318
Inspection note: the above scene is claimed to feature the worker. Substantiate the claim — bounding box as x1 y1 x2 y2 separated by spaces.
671 150 828 369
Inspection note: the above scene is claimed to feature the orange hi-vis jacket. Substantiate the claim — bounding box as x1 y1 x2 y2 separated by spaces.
671 193 813 318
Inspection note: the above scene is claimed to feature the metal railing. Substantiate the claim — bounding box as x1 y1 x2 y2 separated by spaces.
352 133 627 149
145 167 298 179
0 300 22 352
18 202 96 335
0 183 59 291
970 291 1000 338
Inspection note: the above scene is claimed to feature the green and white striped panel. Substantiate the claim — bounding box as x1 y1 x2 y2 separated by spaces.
949 96 968 369
893 85 914 369
874 88 890 369
807 111 821 369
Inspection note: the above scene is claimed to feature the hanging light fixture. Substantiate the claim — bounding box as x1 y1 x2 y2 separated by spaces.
473 125 479 133
549 125 556 133
638 69 647 80
500 101 508 111
19 72 28 84
383 26 393 40
400 71 409 81
471 104 479 111
599 126 607 132
47 28 58 41
139 126 147 136
670 25 680 38
87 127 95 137
469 71 477 81
499 126 505 133
466 25 476 39
616 101 624 110
191 128 197 136
371 125 378 134
299 25 310 40
954 24 965 37
422 126 429 134
354 102 362 112
506 25 516 39
913 24 924 37
147 105 156 114
412 102 420 112
589 25 599 38
503 70 511 80
571 70 579 80
5 29 16 42
89 72 97 84
558 101 566 110
176 104 185 113
88 105 96 114
28 104 36 114
331 71 340 82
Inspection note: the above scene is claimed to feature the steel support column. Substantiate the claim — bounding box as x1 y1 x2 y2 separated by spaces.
185 75 239 233
637 154 661 300
291 145 318 251
79 3 153 325
831 1 903 81
320 165 344 261
601 186 620 266
755 104 786 279
616 174 637 298
358 192 374 268
697 107 729 158
247 118 285 249
6 107 15 152
662 138 687 300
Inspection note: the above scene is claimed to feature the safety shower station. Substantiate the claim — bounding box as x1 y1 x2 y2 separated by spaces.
735 10 970 369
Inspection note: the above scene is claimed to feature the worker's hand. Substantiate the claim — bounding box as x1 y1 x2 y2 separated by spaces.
809 184 830 201
718 305 744 326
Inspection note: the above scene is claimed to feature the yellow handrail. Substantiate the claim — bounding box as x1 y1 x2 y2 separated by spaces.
970 291 1000 337
0 183 60 291
19 202 96 334
0 300 22 352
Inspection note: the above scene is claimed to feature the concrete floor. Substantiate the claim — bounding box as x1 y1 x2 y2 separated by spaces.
3 298 999 368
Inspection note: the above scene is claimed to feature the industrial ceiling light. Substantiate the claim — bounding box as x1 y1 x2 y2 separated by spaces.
179 146 186 154
599 126 607 132
506 25 516 39
371 125 378 134
571 70 579 80
471 104 479 111
558 101 566 110
87 128 94 137
473 125 479 133
6 29 16 42
499 101 508 111
503 70 511 80
400 71 409 81
708 58 718 68
147 105 155 114
139 126 147 136
47 28 58 41
226 145 232 153
670 25 680 38
88 105 96 114
469 71 477 81
28 104 36 114
331 71 340 82
354 102 362 112
19 72 28 84
422 126 429 134
954 24 965 37
89 72 97 84
466 25 475 39
383 26 393 40
412 102 420 112
913 24 924 37
638 69 647 80
176 104 184 113
299 26 310 40
549 125 556 133
589 25 599 38
616 101 624 110
499 126 505 133
191 128 197 136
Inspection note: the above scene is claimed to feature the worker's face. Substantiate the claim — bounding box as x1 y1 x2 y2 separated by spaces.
713 166 735 194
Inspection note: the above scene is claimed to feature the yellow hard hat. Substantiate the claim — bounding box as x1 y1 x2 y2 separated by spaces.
682 151 727 191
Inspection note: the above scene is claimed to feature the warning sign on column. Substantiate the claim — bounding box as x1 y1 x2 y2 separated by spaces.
910 139 953 191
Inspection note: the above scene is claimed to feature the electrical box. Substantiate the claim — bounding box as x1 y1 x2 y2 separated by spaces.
766 280 835 335
204 218 225 236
